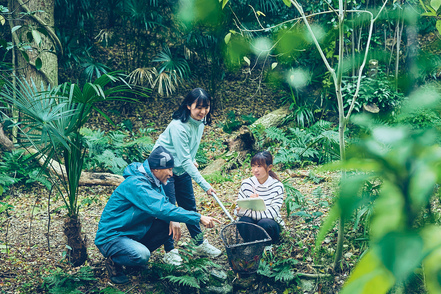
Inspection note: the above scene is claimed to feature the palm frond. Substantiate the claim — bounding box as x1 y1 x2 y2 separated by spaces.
128 67 157 86
153 45 191 79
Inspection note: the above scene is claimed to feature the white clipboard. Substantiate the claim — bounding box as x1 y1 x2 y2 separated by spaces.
237 198 266 211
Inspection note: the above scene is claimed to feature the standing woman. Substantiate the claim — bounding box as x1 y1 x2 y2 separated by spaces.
154 88 222 265
236 151 285 244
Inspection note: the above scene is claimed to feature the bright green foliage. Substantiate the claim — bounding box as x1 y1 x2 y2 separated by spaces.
0 73 147 218
258 247 299 284
152 235 221 291
283 178 305 216
222 111 243 134
221 111 257 134
256 120 340 167
164 275 201 289
195 142 211 168
42 266 96 294
81 127 154 174
0 149 50 191
80 59 111 83
342 73 405 113
421 0 441 34
317 86 441 293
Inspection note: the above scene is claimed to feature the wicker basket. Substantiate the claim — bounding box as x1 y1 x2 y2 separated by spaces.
220 221 272 276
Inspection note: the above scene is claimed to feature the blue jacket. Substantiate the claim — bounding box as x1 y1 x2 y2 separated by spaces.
95 159 201 246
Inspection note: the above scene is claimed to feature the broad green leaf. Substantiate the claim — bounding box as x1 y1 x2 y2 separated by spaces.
224 37 250 69
338 174 371 220
35 57 42 70
11 25 21 33
376 231 424 281
32 30 41 45
0 185 3 196
409 165 436 210
431 0 441 11
36 27 49 36
275 27 308 61
315 203 340 250
0 15 5 25
370 182 404 241
437 20 441 35
224 32 231 44
282 0 292 7
221 0 228 9
271 62 278 69
420 226 441 293
421 11 437 16
20 50 29 62
427 5 437 13
340 250 395 294
243 56 250 66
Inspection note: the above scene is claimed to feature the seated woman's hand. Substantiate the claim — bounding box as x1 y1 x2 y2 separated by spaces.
249 193 259 198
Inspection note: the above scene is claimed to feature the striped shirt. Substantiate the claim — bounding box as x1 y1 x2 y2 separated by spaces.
237 176 285 226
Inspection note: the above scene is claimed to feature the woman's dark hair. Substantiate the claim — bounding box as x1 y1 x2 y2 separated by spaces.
172 88 212 125
251 151 280 181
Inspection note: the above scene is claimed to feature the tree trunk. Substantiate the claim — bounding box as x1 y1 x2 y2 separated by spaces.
403 4 419 95
8 0 58 87
64 216 88 267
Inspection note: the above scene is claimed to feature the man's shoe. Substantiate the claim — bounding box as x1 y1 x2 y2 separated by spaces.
194 240 222 258
105 257 129 284
163 249 183 266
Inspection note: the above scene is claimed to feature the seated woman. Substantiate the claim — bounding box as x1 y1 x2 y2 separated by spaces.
236 151 285 244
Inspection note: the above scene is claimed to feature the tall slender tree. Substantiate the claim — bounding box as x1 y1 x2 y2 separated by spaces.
8 0 61 88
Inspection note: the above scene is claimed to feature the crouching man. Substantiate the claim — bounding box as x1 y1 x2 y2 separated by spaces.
94 146 221 284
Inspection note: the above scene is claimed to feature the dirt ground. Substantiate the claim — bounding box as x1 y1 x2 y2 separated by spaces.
0 80 346 293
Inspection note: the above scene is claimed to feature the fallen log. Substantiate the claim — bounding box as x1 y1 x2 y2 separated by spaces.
30 147 124 186
202 105 290 175
0 127 124 186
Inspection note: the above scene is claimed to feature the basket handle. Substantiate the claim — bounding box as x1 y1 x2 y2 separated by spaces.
211 192 235 222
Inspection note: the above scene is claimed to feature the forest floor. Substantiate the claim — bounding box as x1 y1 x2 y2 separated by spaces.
0 78 355 293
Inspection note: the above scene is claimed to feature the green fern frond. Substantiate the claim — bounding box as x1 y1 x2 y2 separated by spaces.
273 267 296 283
122 136 153 148
264 127 290 145
257 260 273 277
163 275 200 289
107 131 127 147
95 150 128 174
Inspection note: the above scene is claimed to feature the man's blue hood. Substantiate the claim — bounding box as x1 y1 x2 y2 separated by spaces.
122 159 158 186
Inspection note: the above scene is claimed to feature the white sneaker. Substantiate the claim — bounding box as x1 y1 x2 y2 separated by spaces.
195 240 222 258
163 249 182 266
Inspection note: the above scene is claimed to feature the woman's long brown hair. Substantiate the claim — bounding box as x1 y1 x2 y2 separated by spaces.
250 151 280 181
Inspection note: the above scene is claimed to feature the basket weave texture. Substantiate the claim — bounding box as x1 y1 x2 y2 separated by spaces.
220 221 272 275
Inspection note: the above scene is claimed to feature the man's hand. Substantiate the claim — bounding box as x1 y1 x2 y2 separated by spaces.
194 161 199 168
206 188 216 196
200 215 221 228
169 221 181 242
